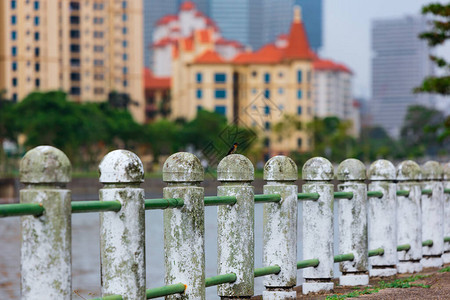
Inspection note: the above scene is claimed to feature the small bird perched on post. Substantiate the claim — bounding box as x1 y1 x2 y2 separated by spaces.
226 143 238 155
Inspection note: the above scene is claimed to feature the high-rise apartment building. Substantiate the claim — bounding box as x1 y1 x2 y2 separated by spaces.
0 0 144 122
371 16 435 137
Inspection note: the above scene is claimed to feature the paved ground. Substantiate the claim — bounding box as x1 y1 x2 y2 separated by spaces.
252 264 450 299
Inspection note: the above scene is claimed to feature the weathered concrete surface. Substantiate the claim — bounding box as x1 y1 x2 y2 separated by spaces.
20 146 72 299
99 150 146 299
163 152 205 300
217 154 255 298
443 162 450 264
368 160 398 277
336 159 369 286
396 160 423 274
302 157 334 294
263 156 298 299
421 161 444 268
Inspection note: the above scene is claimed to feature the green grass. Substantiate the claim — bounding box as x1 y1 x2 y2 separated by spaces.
439 266 450 273
326 274 431 299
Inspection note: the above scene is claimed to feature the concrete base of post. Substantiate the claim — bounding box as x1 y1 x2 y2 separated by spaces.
369 267 397 277
421 256 443 268
339 274 369 286
397 261 422 273
443 252 450 264
263 290 296 299
302 281 333 294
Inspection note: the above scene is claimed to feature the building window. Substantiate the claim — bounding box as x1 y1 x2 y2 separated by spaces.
214 73 226 83
123 80 128 87
70 16 80 24
297 70 302 83
34 16 39 25
196 72 202 83
297 89 302 99
264 137 270 147
264 105 270 115
69 2 80 10
70 30 80 38
123 67 128 74
70 58 80 66
12 62 17 71
12 78 17 87
12 93 17 102
94 45 104 52
264 73 270 83
197 105 203 111
307 91 311 99
194 89 202 99
122 14 127 21
265 122 271 130
215 89 226 99
297 106 302 115
215 106 226 115
70 72 80 81
35 63 40 72
12 46 17 56
94 31 104 38
94 73 104 80
297 138 302 147
34 32 39 40
11 31 17 40
94 59 104 66
278 87 284 94
252 88 257 94
11 0 17 9
94 87 104 94
307 71 311 82
35 78 40 88
93 17 104 24
122 1 127 9
264 89 270 99
251 71 257 77
278 72 283 78
70 44 80 52
70 87 81 95
34 1 39 10
34 47 40 56
122 53 127 60
122 40 127 47
93 3 104 10
11 15 17 25
122 27 127 34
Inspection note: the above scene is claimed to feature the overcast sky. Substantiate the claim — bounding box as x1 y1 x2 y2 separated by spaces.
321 0 449 99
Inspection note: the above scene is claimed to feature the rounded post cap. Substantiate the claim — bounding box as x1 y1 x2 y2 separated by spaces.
99 150 144 183
442 162 450 180
336 158 366 181
421 161 443 180
368 159 396 181
264 155 298 181
396 160 421 181
302 157 333 181
20 145 71 183
163 152 204 182
217 154 254 182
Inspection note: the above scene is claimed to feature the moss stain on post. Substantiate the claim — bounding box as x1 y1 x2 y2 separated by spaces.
443 163 450 264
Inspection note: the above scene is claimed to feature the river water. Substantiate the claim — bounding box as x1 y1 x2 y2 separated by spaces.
0 191 341 299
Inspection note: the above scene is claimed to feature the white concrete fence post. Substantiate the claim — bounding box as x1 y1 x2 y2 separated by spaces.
396 160 423 273
217 154 255 299
163 152 205 299
336 159 369 286
367 159 398 277
443 163 450 264
420 161 444 268
98 150 146 299
302 157 334 294
262 156 298 299
20 146 72 299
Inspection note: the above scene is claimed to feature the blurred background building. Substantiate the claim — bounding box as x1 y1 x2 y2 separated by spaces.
370 15 436 137
0 0 145 122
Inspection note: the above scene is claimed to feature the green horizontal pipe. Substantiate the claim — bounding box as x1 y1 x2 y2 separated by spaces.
90 295 123 300
397 244 411 251
205 273 237 287
422 239 433 247
146 283 186 299
254 265 281 277
71 201 121 213
334 192 354 199
368 248 385 257
421 189 432 195
204 196 237 206
297 258 320 269
367 191 383 198
396 190 410 197
298 193 320 200
0 203 44 217
254 194 281 203
445 237 450 243
334 253 354 263
145 198 184 209
444 188 450 194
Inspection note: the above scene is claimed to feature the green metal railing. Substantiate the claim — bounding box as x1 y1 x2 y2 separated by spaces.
0 203 44 217
72 201 121 213
145 198 184 209
367 191 383 198
422 239 433 247
254 194 281 204
91 295 123 300
368 247 384 257
333 192 354 199
204 196 237 206
333 253 354 262
421 189 432 195
445 188 450 194
297 258 320 269
397 244 411 251
205 273 237 287
297 192 320 200
254 265 281 277
396 190 410 197
146 283 186 299
445 237 450 243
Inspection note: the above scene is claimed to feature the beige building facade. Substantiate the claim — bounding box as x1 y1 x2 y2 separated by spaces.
0 0 144 122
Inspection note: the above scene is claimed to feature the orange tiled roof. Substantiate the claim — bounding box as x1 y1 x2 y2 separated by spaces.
197 29 211 43
156 15 178 26
283 18 315 60
153 37 175 48
194 50 225 64
180 1 195 11
233 44 284 64
313 58 352 74
143 68 171 89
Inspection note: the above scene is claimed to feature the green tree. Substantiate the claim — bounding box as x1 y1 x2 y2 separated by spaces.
415 2 450 95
